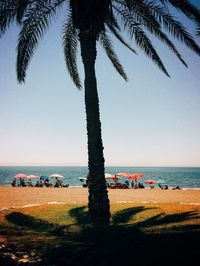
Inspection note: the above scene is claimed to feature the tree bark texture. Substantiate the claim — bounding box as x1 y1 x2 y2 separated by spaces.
79 32 110 220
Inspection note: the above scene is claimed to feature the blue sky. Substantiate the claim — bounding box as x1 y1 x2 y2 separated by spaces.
0 1 200 167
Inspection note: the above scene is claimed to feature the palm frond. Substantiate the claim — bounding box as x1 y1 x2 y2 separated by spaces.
162 0 200 23
113 5 170 76
0 0 18 37
16 0 32 23
0 0 34 37
114 1 200 58
149 4 200 56
134 26 170 77
124 5 188 67
99 31 128 81
63 15 81 89
106 14 137 54
146 25 187 67
197 24 200 36
16 0 65 83
113 1 186 66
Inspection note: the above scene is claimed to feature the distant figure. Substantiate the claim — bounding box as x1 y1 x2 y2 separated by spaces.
35 181 40 187
138 182 145 188
172 186 181 190
131 180 134 188
44 178 52 187
27 179 33 187
11 178 16 187
125 180 130 188
55 178 62 187
158 183 163 189
20 178 26 187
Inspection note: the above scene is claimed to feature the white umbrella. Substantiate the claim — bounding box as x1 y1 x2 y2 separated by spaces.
79 177 87 182
105 173 114 178
50 174 64 178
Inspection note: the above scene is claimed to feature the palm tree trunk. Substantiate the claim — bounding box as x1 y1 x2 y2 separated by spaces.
79 32 110 220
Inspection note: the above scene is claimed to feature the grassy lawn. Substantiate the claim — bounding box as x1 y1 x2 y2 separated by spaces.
0 203 200 265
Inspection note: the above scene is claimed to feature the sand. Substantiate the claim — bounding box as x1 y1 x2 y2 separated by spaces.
0 186 200 210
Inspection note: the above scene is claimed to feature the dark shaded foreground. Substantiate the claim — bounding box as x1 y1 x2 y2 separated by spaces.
0 206 200 266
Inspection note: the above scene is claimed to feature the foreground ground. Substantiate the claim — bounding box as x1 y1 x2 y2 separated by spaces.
0 187 200 265
0 187 200 210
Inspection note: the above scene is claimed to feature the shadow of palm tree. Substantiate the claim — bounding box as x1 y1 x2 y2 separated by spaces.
69 206 91 226
5 211 71 236
1 205 200 266
112 206 156 224
137 211 200 228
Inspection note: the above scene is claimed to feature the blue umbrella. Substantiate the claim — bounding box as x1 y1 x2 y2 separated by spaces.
40 175 49 180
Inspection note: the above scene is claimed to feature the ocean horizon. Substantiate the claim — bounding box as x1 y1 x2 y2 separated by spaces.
0 166 200 188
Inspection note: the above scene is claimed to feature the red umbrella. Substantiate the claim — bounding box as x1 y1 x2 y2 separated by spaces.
145 180 156 185
15 173 27 179
127 173 144 180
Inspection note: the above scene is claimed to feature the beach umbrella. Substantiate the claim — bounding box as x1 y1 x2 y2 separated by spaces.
40 175 49 180
50 174 64 178
105 173 118 180
127 173 144 180
79 177 87 182
27 175 39 179
15 173 27 179
145 180 156 185
116 172 130 178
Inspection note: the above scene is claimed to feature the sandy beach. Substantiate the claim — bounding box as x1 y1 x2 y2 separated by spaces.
0 186 200 210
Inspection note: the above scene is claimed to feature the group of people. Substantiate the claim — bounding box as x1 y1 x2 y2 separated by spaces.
11 177 69 188
106 179 145 189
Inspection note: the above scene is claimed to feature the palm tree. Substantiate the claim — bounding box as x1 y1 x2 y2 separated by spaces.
1 0 200 221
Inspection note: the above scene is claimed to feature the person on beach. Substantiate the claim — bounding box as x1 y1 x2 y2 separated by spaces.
44 178 52 187
138 182 145 188
35 181 40 187
125 179 130 188
55 178 62 187
27 179 33 187
11 178 16 187
20 178 26 187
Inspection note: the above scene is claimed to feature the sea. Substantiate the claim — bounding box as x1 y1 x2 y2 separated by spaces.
0 166 200 189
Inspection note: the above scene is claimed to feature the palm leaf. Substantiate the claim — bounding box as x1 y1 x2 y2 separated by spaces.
16 0 65 82
113 5 170 76
63 15 81 89
99 31 128 81
134 26 170 77
114 1 186 66
162 0 200 22
148 26 187 67
0 0 18 37
106 17 137 54
16 0 32 23
0 0 33 37
149 3 200 56
197 24 200 36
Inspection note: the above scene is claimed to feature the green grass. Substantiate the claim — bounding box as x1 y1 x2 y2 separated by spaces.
0 203 200 265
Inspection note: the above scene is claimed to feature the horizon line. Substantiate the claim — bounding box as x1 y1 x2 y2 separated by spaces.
0 164 200 168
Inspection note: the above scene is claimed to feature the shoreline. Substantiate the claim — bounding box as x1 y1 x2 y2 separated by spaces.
0 187 200 210
1 184 200 189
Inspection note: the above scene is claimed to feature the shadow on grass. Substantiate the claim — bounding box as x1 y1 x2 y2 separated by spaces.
1 206 200 266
